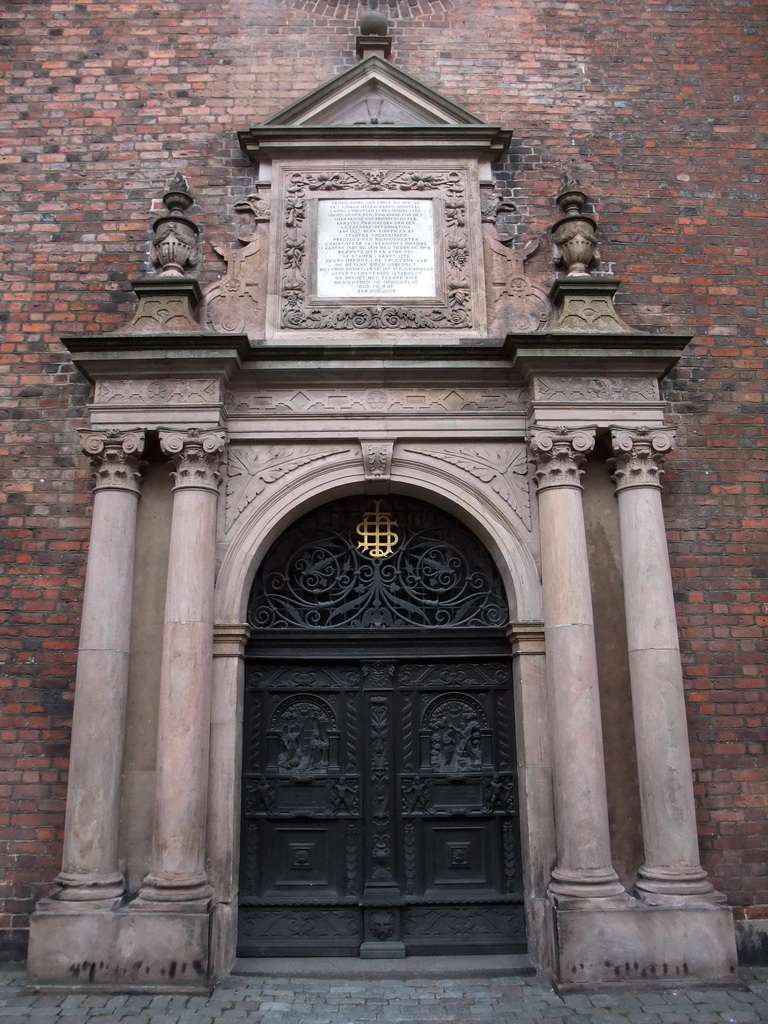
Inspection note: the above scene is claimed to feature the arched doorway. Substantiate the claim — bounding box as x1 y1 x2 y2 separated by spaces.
237 495 525 957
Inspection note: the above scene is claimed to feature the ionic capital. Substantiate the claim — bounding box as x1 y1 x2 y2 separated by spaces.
528 427 595 492
610 427 675 492
159 428 227 493
79 429 145 494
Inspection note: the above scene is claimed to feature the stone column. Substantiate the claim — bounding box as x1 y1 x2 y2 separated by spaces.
529 428 624 899
137 428 226 907
54 429 145 904
610 428 716 899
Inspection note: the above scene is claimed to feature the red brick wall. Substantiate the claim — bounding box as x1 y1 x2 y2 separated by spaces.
1 0 765 956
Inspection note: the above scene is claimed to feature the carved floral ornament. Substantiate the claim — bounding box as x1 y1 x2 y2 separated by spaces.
159 428 227 492
610 427 675 491
527 428 595 492
78 429 146 493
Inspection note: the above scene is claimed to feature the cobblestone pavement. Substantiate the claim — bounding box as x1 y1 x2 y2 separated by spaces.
2 963 767 1023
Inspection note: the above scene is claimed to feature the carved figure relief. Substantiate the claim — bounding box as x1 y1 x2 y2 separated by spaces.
277 168 474 332
203 191 270 340
423 696 487 774
270 696 337 775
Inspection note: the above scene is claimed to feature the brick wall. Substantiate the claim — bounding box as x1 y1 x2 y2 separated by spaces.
1 0 765 957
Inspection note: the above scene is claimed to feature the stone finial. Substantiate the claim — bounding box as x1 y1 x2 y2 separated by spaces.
356 12 392 59
150 173 200 277
551 171 599 277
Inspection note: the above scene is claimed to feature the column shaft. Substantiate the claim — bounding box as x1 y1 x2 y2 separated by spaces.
137 429 225 906
55 430 145 903
611 428 715 899
530 429 624 899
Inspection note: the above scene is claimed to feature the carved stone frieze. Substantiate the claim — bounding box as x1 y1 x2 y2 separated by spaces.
94 379 221 406
533 376 659 403
224 386 528 416
203 190 270 341
528 428 595 491
79 428 146 493
159 428 227 492
277 168 474 331
226 444 351 531
401 444 531 530
610 427 675 491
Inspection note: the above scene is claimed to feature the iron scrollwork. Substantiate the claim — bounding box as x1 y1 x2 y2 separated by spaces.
248 497 508 630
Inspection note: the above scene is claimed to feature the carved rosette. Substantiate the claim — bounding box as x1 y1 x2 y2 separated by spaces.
279 168 472 331
78 429 145 494
528 428 595 492
159 428 227 493
610 427 675 491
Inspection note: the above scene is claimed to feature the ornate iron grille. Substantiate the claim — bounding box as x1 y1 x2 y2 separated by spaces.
248 496 509 630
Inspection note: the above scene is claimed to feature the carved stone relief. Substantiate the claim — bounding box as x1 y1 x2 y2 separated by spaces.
225 444 351 532
203 191 270 341
483 226 552 335
276 168 475 332
224 387 528 416
533 376 659 403
400 444 532 531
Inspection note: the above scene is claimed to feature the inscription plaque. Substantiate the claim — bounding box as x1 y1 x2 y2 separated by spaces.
317 199 436 299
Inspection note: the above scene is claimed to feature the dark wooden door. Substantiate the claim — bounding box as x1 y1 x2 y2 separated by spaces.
238 638 524 956
237 496 525 957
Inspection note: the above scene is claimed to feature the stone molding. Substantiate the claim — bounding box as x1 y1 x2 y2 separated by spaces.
123 278 204 334
505 621 546 656
212 623 252 658
225 444 352 532
532 376 659 403
528 428 595 493
610 427 675 492
401 443 531 531
159 428 227 493
79 429 146 494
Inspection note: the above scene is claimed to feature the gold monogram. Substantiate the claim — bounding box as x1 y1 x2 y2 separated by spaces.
355 501 399 559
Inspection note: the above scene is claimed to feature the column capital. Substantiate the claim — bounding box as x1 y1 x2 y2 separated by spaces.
528 427 595 492
159 428 227 493
610 426 675 492
79 428 145 494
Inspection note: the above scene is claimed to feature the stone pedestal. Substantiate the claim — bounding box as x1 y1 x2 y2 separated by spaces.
50 430 145 905
610 428 718 900
136 429 226 907
529 428 624 900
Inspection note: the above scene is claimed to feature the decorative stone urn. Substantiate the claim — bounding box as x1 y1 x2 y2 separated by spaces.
150 173 200 277
551 173 599 277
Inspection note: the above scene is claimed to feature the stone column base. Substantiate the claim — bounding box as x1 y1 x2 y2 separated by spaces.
550 895 738 990
27 902 212 992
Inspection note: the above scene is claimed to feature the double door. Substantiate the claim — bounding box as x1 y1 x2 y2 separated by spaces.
238 635 524 956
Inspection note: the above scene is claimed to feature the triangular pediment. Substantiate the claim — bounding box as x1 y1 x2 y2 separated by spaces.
264 55 486 128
